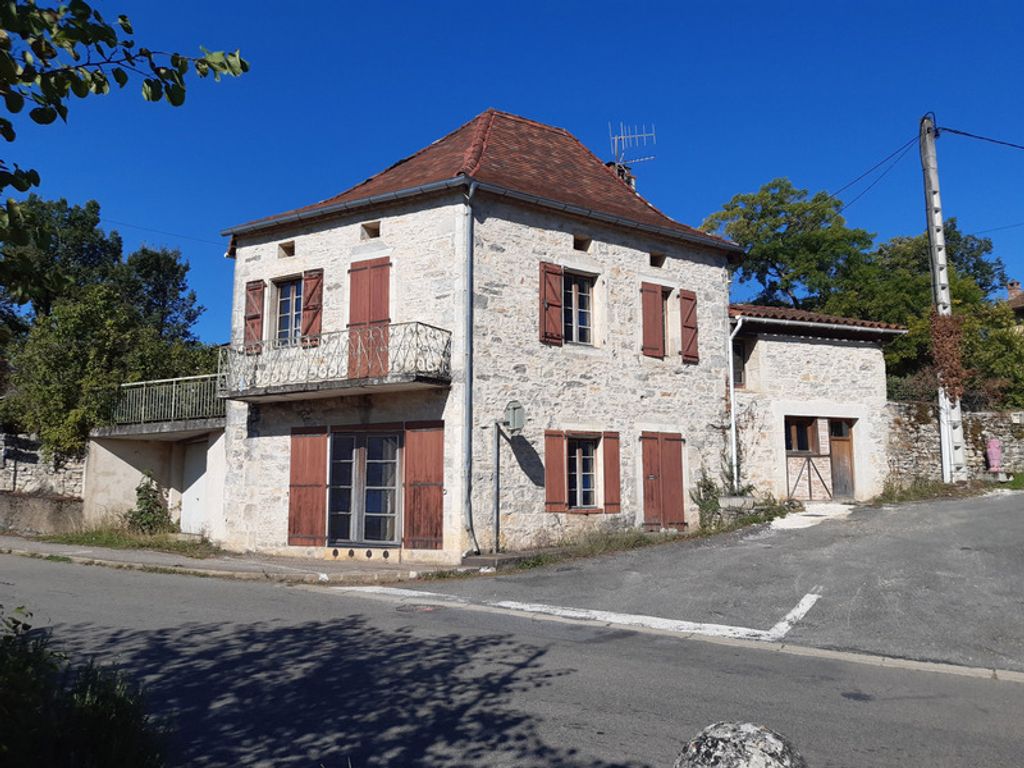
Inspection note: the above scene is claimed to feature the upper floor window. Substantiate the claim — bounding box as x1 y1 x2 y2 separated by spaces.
275 278 303 346
562 272 594 344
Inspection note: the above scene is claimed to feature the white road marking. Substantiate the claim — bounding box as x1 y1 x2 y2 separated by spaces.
333 585 821 642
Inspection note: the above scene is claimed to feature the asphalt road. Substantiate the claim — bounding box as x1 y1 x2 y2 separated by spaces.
3 522 1024 768
418 492 1024 672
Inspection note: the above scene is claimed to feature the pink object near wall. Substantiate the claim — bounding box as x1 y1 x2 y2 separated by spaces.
986 438 1003 472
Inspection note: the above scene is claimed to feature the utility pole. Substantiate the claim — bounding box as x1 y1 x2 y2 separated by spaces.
919 113 967 483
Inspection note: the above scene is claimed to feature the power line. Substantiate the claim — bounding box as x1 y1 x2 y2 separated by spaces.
971 220 1024 235
830 134 918 198
937 126 1024 152
839 139 917 213
100 217 223 246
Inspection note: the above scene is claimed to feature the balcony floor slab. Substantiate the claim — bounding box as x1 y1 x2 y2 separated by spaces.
222 374 450 403
91 417 226 441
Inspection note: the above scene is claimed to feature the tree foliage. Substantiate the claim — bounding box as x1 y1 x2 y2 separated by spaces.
0 0 248 242
701 178 874 309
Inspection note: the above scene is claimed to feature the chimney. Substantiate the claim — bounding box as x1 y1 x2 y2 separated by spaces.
605 161 636 190
1009 280 1022 300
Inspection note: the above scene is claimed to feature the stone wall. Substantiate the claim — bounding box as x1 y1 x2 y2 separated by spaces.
0 433 84 498
0 492 84 535
885 402 1024 483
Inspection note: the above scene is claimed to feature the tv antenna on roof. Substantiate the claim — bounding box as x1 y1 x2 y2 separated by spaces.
609 122 657 165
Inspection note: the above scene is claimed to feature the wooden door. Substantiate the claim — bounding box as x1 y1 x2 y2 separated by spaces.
288 430 327 546
348 257 391 378
403 424 444 549
829 420 855 498
641 432 685 528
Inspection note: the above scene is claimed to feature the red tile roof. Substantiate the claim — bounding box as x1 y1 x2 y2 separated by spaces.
729 303 906 332
225 109 738 252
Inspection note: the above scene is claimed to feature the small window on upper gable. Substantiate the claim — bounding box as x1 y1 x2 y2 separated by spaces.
361 221 381 240
278 241 296 259
573 235 592 252
650 253 666 268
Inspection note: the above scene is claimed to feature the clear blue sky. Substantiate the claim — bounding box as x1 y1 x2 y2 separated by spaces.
12 0 1024 342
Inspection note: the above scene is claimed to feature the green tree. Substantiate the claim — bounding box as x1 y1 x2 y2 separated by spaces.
701 178 874 309
122 246 203 341
0 0 248 242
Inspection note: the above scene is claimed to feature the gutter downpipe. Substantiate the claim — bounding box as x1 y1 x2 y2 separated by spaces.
728 316 745 492
463 180 481 556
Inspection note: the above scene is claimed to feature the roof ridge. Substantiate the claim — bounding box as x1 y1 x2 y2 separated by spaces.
460 109 497 176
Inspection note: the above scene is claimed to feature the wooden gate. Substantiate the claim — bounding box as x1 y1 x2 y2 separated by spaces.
640 432 685 528
829 419 855 498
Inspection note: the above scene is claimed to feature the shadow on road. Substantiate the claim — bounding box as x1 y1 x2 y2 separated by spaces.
54 614 645 768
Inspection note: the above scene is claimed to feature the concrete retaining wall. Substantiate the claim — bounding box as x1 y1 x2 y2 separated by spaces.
0 491 84 535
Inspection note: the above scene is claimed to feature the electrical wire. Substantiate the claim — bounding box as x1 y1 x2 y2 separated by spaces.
937 126 1024 152
830 134 918 199
839 140 917 213
100 217 223 246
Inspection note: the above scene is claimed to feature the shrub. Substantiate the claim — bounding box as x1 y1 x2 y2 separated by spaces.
0 606 165 767
690 469 723 530
123 473 174 534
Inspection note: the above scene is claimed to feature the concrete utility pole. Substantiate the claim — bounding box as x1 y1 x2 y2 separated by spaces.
919 113 967 483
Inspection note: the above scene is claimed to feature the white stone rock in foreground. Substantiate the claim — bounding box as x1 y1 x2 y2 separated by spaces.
674 722 808 768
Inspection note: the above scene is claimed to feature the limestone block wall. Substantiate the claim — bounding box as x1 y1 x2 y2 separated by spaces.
469 199 732 549
0 433 85 498
885 402 1024 483
735 334 889 501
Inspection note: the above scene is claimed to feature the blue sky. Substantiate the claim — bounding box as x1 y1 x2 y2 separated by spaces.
11 0 1024 342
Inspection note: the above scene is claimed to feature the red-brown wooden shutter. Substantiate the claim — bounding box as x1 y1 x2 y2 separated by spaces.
640 282 665 358
680 289 699 363
602 431 621 513
544 430 567 512
288 429 327 546
539 262 564 345
403 423 444 549
640 432 662 526
348 257 391 378
300 269 324 345
660 434 686 526
243 280 265 352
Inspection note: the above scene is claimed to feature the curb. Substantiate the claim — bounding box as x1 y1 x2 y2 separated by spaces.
2 547 420 586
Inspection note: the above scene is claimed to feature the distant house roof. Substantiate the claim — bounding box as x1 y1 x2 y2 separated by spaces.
1009 294 1024 313
222 109 740 254
729 303 906 340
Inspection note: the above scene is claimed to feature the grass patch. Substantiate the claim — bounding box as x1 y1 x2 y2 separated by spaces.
1003 473 1024 490
42 554 72 563
872 476 994 506
42 527 223 559
515 529 689 571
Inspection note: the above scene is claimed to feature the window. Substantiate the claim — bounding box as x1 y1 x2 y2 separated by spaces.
361 221 381 240
830 420 851 439
785 417 818 454
328 432 400 544
573 235 592 252
567 437 598 509
650 253 666 268
275 278 303 346
278 241 295 258
562 272 594 344
732 339 747 387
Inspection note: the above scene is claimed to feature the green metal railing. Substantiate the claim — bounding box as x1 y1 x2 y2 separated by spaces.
114 374 225 425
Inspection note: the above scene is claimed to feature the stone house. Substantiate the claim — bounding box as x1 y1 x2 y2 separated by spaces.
728 304 904 502
76 109 906 561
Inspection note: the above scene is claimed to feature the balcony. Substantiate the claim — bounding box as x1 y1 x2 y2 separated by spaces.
217 322 453 402
92 374 227 440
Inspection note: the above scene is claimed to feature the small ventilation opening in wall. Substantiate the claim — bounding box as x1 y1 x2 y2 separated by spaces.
361 221 381 240
573 235 592 252
650 253 666 268
278 241 295 258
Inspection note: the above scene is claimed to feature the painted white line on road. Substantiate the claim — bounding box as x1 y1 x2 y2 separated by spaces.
333 586 821 642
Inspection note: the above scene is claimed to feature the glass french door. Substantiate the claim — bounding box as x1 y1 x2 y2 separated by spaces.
328 433 400 544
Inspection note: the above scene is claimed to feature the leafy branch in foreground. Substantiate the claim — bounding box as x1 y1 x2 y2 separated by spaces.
0 0 248 242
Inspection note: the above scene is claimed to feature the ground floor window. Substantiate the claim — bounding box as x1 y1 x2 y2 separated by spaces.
567 437 598 509
328 432 400 544
785 417 818 454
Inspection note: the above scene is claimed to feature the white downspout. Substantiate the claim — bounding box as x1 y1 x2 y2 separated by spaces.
462 181 481 556
728 316 745 492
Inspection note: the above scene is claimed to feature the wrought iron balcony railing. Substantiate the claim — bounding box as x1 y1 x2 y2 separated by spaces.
114 374 226 425
217 322 453 399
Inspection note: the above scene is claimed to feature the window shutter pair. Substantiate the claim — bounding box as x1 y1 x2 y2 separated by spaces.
242 269 324 351
544 430 620 513
539 262 563 345
639 283 699 362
